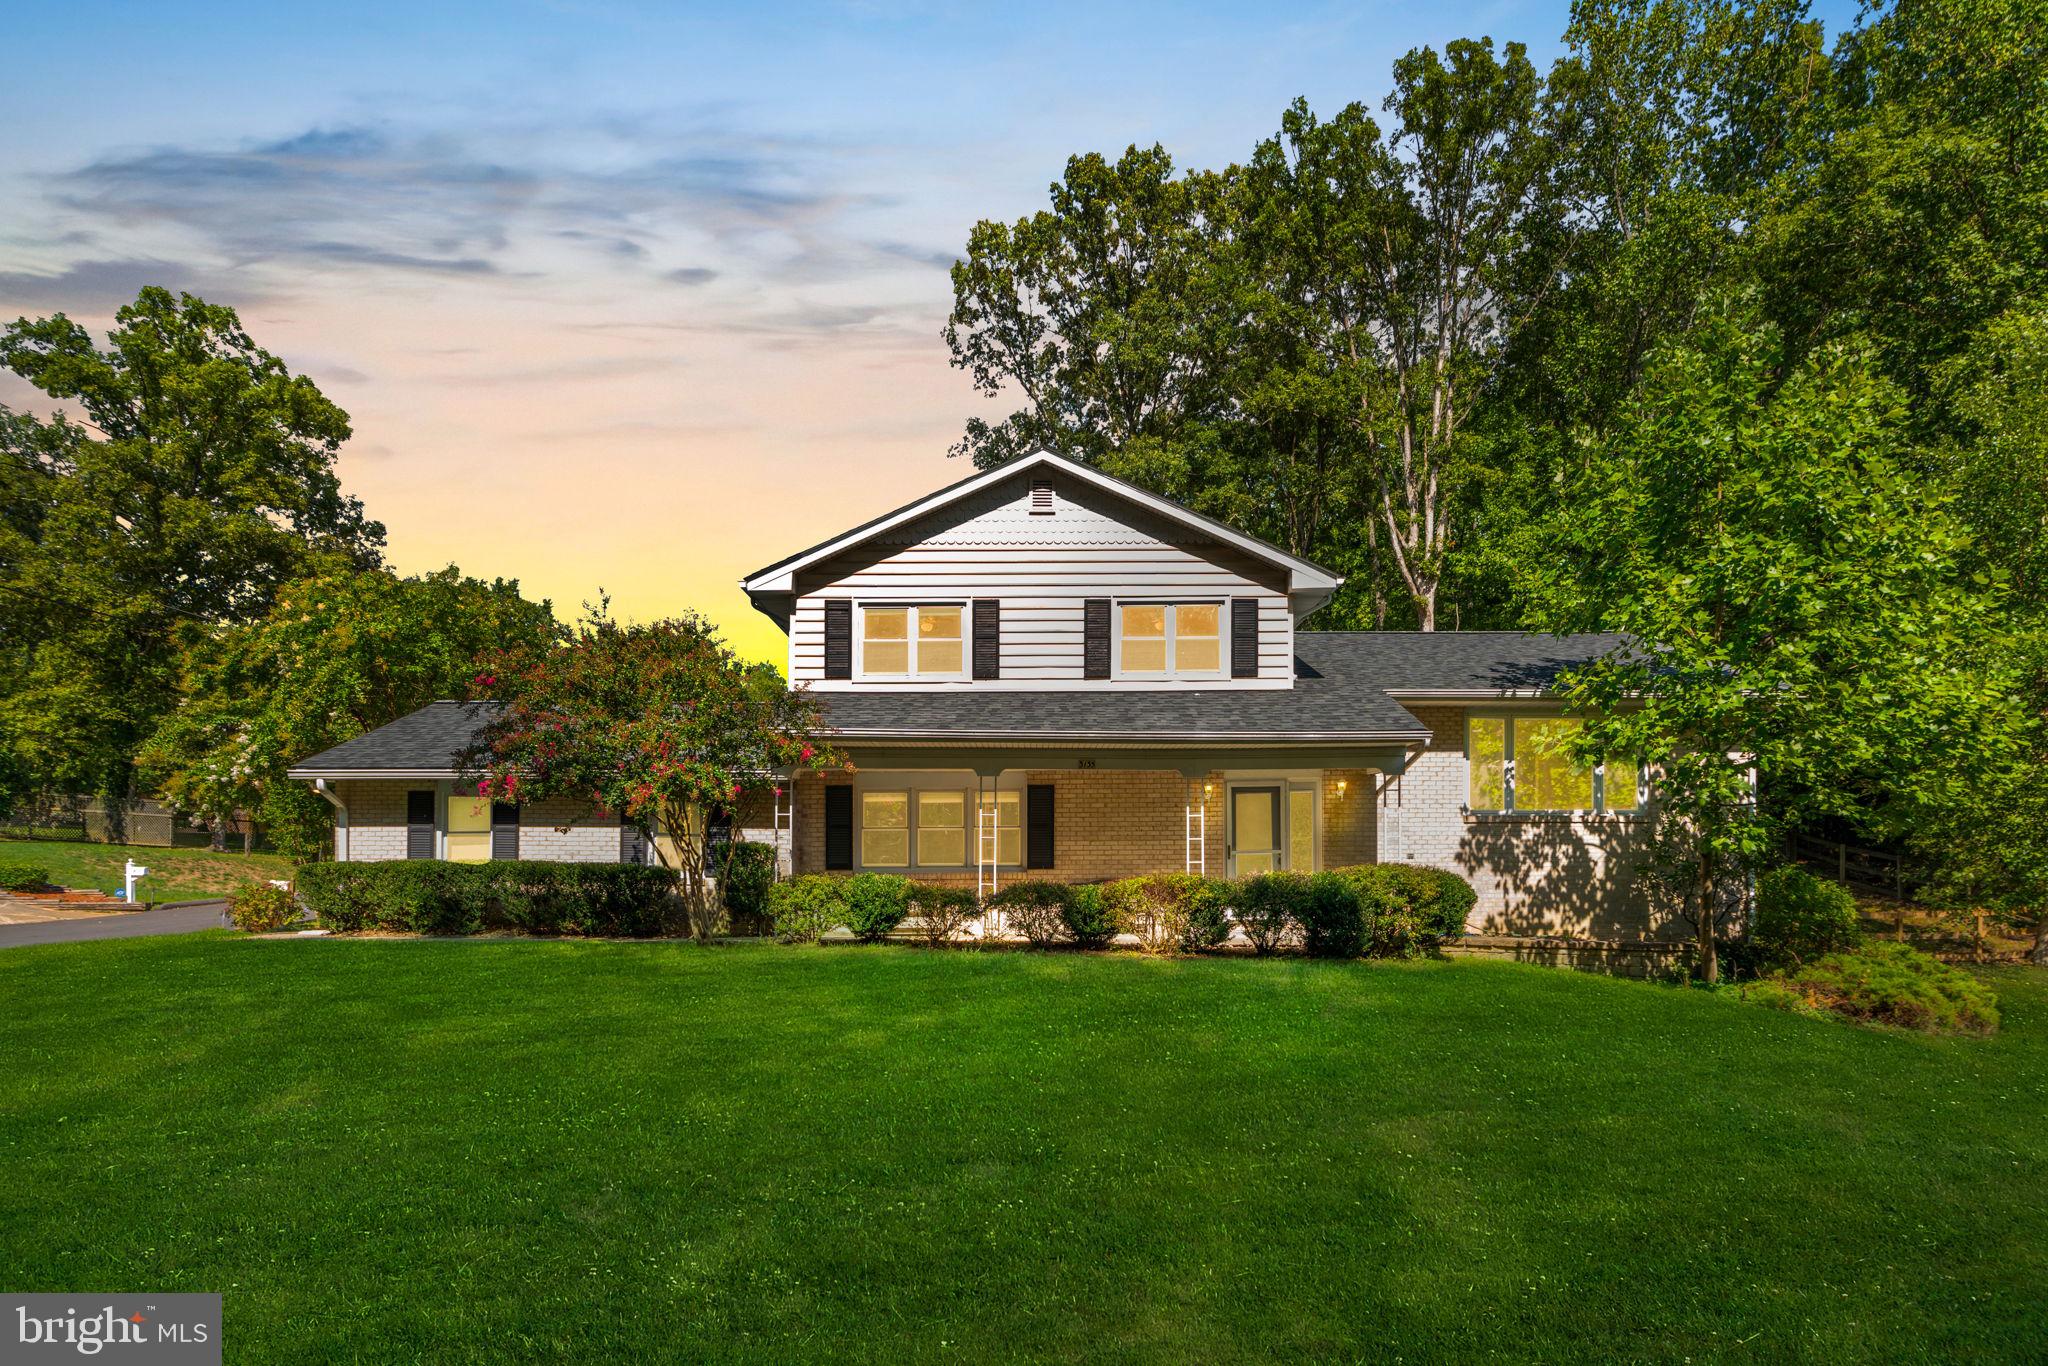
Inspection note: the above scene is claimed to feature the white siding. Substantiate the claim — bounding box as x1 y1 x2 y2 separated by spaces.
789 471 1296 689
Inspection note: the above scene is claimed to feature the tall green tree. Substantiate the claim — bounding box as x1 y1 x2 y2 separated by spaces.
0 288 383 819
1526 305 2014 980
136 564 559 860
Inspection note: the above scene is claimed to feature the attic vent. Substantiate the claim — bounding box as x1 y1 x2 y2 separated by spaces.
1029 478 1055 515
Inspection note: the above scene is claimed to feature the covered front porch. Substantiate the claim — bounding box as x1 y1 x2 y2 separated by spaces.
790 742 1414 894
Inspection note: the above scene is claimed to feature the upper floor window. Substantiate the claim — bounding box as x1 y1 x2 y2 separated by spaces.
859 604 964 678
1118 601 1222 678
1469 715 1640 814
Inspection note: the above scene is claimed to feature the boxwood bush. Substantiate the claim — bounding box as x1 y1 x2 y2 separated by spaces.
719 841 778 933
1751 866 1861 970
1745 942 1999 1035
295 861 680 937
0 861 51 892
228 881 299 933
1232 873 1305 955
906 882 980 947
843 872 912 942
1060 883 1122 948
1297 872 1368 958
1330 864 1476 958
767 874 844 944
989 881 1072 948
1102 874 1230 954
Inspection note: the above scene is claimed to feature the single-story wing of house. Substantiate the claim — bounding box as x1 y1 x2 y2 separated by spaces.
290 449 1669 938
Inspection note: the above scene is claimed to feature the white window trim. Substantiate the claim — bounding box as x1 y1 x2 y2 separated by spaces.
1465 712 1645 815
854 602 969 682
851 775 1023 871
1112 598 1227 681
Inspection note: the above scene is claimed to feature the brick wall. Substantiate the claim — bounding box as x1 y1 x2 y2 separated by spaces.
1376 706 1663 937
793 765 1383 883
333 779 414 862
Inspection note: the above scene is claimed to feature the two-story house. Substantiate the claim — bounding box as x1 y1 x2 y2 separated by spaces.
290 450 1663 938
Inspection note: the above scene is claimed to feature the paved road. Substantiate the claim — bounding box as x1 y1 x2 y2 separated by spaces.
0 901 229 948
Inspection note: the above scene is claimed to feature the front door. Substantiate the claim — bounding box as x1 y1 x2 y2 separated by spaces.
1229 785 1282 876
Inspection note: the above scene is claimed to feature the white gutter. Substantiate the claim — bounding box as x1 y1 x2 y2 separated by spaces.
312 777 350 861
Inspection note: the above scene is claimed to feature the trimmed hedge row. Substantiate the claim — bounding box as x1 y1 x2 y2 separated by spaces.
297 860 681 937
764 863 1475 957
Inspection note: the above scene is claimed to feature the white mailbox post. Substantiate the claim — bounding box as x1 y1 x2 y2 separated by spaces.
123 860 149 904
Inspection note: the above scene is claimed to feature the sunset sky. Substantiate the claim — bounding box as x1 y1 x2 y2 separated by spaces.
0 0 1855 665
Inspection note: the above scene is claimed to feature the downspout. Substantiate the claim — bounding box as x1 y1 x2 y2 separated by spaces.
313 778 349 862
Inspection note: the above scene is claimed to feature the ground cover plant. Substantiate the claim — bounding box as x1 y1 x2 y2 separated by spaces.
0 939 2039 1363
1746 941 2003 1036
0 838 292 903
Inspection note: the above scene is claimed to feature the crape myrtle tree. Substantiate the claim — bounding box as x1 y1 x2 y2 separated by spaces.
1525 303 2016 982
463 607 842 941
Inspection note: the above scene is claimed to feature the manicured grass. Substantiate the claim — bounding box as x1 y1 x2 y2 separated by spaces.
0 838 291 903
1 941 2042 1363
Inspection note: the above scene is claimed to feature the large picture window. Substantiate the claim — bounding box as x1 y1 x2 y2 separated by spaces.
1468 716 1640 814
859 604 964 678
1118 601 1222 677
855 784 1021 868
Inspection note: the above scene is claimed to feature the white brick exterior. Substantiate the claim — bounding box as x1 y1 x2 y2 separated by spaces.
1376 705 1669 938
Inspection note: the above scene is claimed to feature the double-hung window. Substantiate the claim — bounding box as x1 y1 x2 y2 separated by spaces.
1468 715 1640 814
859 604 964 679
1118 602 1222 678
856 785 1018 868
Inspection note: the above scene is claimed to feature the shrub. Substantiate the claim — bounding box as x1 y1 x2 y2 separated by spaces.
906 882 980 948
1751 866 1861 971
719 841 778 932
295 861 679 936
990 880 1072 948
767 874 845 944
1330 864 1476 958
228 881 299 933
1297 873 1367 958
1745 943 1999 1035
0 861 51 892
1232 873 1304 955
1102 874 1229 954
843 872 912 943
1061 883 1122 949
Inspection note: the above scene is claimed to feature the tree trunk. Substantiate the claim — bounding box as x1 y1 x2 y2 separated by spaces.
2031 913 2047 967
209 818 226 852
242 825 255 855
1697 854 1719 985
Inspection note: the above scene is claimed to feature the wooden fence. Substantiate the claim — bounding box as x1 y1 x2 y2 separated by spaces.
1788 833 1906 900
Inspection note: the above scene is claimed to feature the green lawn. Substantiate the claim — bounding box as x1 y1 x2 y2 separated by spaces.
1 941 2041 1363
0 838 291 903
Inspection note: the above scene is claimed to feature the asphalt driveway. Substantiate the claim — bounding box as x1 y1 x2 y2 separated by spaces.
0 901 228 948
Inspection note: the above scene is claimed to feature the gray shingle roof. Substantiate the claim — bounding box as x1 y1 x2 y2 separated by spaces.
815 632 1625 742
285 632 1627 771
287 700 505 776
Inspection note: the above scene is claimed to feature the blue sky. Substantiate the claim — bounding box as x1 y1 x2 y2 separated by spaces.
0 0 1862 660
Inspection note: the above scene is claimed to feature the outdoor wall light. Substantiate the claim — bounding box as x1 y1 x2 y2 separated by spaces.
1336 779 1348 797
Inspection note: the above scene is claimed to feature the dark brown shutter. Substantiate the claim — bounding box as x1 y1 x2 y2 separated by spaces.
1026 783 1055 869
822 600 853 680
973 599 1001 680
824 785 853 870
1083 599 1111 679
1231 598 1259 678
619 823 647 865
406 790 434 860
491 801 520 861
703 808 734 875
